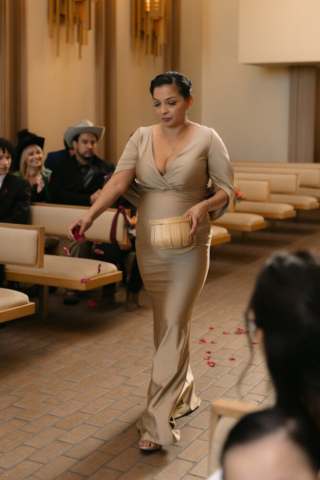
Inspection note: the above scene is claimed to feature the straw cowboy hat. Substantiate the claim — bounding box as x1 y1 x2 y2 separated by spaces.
64 120 105 148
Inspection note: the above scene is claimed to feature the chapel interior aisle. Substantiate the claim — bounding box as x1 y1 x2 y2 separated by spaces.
0 211 319 479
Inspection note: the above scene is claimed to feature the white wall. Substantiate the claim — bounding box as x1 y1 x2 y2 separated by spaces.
115 0 165 160
180 0 203 124
199 0 290 162
26 0 96 156
239 0 320 65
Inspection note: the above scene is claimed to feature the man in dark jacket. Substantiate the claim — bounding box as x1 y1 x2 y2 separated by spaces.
50 120 114 304
0 137 31 287
0 138 31 224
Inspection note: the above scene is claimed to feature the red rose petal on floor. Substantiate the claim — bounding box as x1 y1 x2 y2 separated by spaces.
93 241 102 244
223 332 230 335
211 341 218 344
209 326 215 330
208 361 216 367
81 278 91 283
229 357 236 361
94 249 104 255
74 226 86 243
97 263 101 274
88 299 98 307
63 247 70 256
204 356 210 360
206 350 212 354
199 338 207 344
252 341 258 345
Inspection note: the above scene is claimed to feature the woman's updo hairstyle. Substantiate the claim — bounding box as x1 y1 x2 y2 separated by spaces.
150 72 192 100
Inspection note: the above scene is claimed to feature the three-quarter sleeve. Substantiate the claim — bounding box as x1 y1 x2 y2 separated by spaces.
207 129 234 221
114 128 141 207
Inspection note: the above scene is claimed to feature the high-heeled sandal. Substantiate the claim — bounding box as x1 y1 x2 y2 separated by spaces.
139 438 161 451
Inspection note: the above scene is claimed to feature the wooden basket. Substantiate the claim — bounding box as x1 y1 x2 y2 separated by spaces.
150 216 193 249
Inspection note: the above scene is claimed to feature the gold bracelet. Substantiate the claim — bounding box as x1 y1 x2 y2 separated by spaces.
205 199 210 212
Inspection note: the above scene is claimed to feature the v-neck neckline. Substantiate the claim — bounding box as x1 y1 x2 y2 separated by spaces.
151 125 202 178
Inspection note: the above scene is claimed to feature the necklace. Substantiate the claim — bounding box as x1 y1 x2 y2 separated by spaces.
162 124 188 153
26 168 40 177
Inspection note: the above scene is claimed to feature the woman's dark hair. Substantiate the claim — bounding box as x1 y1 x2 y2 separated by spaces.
0 138 15 157
246 251 320 423
221 407 320 472
150 72 192 100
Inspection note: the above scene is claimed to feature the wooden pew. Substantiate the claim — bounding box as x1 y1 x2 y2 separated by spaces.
234 172 319 211
5 204 128 320
0 224 45 323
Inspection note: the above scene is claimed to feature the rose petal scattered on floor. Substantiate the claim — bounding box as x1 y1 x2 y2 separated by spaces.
208 361 216 367
98 264 101 274
81 278 91 283
206 350 212 354
199 339 207 344
88 299 98 307
94 249 104 255
211 341 218 344
229 357 236 361
235 328 249 334
63 247 70 256
204 356 210 360
209 326 215 330
252 341 258 345
223 332 230 335
93 241 102 244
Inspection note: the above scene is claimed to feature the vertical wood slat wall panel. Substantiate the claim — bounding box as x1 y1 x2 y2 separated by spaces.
288 66 316 163
0 0 27 143
95 0 117 163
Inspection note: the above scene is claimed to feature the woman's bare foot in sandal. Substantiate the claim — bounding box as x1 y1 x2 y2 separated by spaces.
139 438 161 451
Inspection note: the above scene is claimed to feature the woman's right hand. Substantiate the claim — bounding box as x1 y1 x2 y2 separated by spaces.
68 214 93 240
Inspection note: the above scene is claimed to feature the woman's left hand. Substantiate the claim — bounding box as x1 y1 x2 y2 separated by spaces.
183 202 208 239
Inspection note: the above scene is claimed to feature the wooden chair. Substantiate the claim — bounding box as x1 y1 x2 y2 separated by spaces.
208 398 261 477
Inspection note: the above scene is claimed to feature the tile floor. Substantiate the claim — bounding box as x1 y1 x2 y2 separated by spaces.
1 211 320 479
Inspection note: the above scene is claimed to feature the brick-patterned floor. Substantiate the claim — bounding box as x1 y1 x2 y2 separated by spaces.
1 211 320 479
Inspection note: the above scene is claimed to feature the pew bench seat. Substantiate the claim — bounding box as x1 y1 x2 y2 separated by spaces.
235 200 296 219
270 194 319 210
210 226 231 246
298 187 320 200
212 213 267 242
6 256 122 320
0 289 35 324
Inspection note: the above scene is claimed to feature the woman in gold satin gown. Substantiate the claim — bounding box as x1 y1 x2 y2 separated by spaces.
68 72 234 450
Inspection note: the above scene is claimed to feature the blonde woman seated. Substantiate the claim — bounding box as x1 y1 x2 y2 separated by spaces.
15 129 51 203
15 129 58 252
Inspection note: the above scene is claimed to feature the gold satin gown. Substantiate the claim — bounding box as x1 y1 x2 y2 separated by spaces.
114 125 234 445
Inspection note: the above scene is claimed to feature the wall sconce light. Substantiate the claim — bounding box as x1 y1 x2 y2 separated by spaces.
131 0 171 65
49 0 93 58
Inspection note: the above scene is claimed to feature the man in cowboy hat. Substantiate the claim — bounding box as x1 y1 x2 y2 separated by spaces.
50 120 115 305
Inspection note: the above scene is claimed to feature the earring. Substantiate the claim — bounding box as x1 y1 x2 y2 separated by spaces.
186 109 190 122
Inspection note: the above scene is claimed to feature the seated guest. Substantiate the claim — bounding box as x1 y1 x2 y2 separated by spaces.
50 119 114 305
216 407 320 480
0 137 31 224
208 251 320 480
44 138 75 170
14 129 51 203
0 137 31 292
96 174 143 311
246 251 320 427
